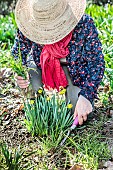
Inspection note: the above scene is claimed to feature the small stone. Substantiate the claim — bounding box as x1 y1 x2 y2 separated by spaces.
34 156 39 162
70 164 83 170
3 119 10 126
103 161 113 168
110 110 113 116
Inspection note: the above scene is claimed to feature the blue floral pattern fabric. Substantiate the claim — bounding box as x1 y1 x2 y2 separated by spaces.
11 14 105 104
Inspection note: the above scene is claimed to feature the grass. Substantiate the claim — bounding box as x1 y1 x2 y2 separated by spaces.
0 143 35 170
66 133 111 169
62 114 111 169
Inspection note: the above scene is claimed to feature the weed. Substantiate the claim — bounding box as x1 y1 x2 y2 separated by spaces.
65 132 111 170
0 143 35 170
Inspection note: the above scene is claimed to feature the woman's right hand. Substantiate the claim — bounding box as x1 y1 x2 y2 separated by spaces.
16 75 30 89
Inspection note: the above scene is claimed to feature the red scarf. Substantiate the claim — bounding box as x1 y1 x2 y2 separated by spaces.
40 31 72 91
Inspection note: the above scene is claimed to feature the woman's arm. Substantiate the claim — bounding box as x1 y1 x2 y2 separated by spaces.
11 29 32 65
78 16 105 104
68 15 105 104
68 15 105 124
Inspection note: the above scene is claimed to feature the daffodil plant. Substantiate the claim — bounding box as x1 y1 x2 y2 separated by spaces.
24 89 73 144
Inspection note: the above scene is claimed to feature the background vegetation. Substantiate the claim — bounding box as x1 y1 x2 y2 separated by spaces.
0 0 113 15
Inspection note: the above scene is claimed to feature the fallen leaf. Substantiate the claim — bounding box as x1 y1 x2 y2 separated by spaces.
103 161 113 168
104 84 110 93
110 110 113 115
106 109 113 117
0 69 6 81
3 119 10 126
19 104 24 111
0 108 8 116
70 164 83 170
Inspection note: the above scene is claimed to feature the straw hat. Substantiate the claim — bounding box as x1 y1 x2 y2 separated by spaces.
15 0 86 44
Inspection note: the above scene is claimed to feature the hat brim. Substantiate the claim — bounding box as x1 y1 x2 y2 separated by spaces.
15 0 86 44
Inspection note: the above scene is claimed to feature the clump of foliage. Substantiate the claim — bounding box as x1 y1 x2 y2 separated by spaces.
67 134 111 169
0 13 17 49
0 143 34 170
24 92 73 145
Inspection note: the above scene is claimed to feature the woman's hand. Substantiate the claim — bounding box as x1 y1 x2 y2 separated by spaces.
15 74 30 89
74 95 93 125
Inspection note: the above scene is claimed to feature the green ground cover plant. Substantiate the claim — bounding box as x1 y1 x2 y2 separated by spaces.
0 13 16 49
66 132 111 169
0 13 16 69
0 143 35 170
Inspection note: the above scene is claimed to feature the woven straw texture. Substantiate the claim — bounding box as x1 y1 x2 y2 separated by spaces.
15 0 86 44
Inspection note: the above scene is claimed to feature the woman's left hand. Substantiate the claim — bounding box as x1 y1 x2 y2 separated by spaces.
74 95 93 125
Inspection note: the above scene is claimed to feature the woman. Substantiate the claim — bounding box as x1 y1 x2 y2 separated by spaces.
12 0 105 125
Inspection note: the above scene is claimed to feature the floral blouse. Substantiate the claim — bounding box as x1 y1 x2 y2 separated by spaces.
11 14 105 104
